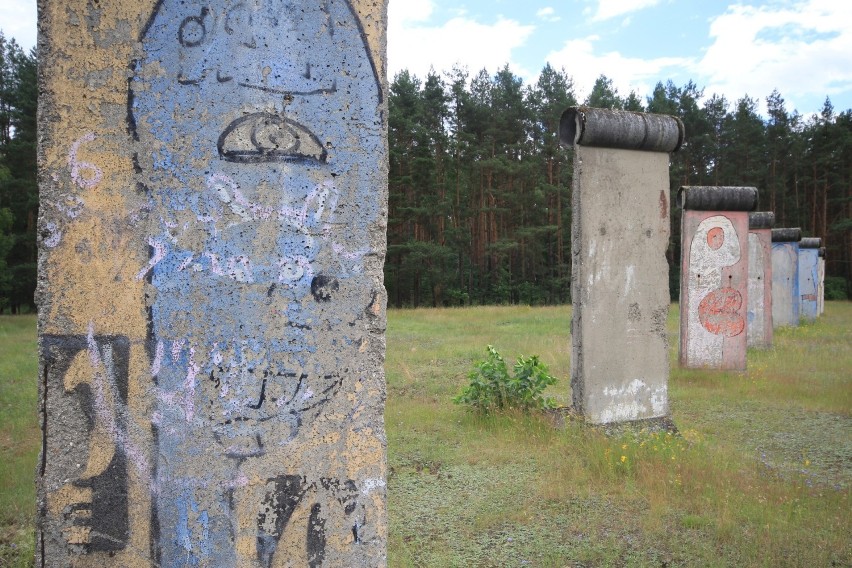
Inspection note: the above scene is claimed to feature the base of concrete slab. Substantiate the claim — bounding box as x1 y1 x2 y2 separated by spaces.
545 407 678 436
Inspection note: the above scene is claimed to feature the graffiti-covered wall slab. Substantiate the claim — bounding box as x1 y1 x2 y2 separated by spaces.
818 248 826 315
559 107 683 424
747 212 774 349
771 228 801 328
678 187 757 371
798 238 821 323
37 1 389 566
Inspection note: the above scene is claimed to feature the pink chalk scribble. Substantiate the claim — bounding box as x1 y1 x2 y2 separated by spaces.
278 255 313 283
84 323 152 488
136 237 167 281
171 339 186 362
176 254 195 272
43 222 62 248
183 347 199 422
151 340 164 378
68 133 103 189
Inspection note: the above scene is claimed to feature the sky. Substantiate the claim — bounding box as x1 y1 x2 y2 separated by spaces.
1 0 850 117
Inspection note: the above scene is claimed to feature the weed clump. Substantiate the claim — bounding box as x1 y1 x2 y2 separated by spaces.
453 345 557 413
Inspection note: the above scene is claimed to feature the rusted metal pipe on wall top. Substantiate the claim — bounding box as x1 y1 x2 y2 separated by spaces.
560 106 684 152
678 186 757 371
37 1 389 566
560 106 682 425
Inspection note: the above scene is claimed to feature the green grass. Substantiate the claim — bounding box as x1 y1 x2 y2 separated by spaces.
2 305 850 566
386 303 850 567
0 315 38 567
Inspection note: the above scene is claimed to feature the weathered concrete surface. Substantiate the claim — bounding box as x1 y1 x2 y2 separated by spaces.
771 228 801 328
569 146 671 423
818 249 826 315
37 1 389 566
561 106 680 424
798 238 821 322
747 212 774 349
678 187 757 371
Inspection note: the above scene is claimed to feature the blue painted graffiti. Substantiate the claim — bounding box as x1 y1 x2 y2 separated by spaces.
798 247 819 322
131 1 382 564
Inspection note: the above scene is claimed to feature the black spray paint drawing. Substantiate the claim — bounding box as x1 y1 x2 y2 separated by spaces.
130 1 382 564
41 333 131 553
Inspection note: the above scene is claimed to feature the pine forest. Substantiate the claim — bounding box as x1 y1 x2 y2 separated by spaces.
0 34 850 311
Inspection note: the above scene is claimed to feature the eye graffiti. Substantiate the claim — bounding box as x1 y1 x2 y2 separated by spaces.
217 113 327 163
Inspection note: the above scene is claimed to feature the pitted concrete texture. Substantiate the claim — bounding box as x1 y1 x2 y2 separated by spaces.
771 242 800 327
818 255 825 315
570 146 670 424
747 228 773 349
37 1 389 566
798 246 820 322
679 210 749 370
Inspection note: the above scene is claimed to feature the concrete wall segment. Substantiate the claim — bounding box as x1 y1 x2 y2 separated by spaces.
37 1 389 565
569 145 670 424
798 246 819 322
679 209 749 370
746 211 774 348
771 241 799 327
746 227 773 348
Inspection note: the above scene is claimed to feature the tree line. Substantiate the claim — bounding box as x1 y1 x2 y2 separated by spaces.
387 65 851 307
0 33 37 313
0 33 849 312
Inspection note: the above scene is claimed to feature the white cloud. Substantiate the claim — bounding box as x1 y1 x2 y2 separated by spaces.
589 0 662 22
544 36 692 101
536 7 561 22
0 0 38 51
698 1 852 113
391 0 436 25
388 5 535 82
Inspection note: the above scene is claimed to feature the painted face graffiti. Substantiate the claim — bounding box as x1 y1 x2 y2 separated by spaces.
685 215 745 367
131 1 382 564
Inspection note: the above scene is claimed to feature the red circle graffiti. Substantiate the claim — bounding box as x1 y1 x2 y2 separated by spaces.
698 287 744 337
706 227 724 250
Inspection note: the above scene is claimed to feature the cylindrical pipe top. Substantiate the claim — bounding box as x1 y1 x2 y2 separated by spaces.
748 211 775 229
819 247 826 257
799 237 821 249
559 106 684 153
677 186 759 212
772 228 802 242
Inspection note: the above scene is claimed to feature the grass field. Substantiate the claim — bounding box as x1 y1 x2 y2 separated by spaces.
1 304 850 566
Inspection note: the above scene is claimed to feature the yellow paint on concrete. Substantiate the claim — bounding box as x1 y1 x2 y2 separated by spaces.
41 0 386 563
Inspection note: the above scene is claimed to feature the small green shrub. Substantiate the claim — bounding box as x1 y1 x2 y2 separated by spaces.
453 345 557 412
